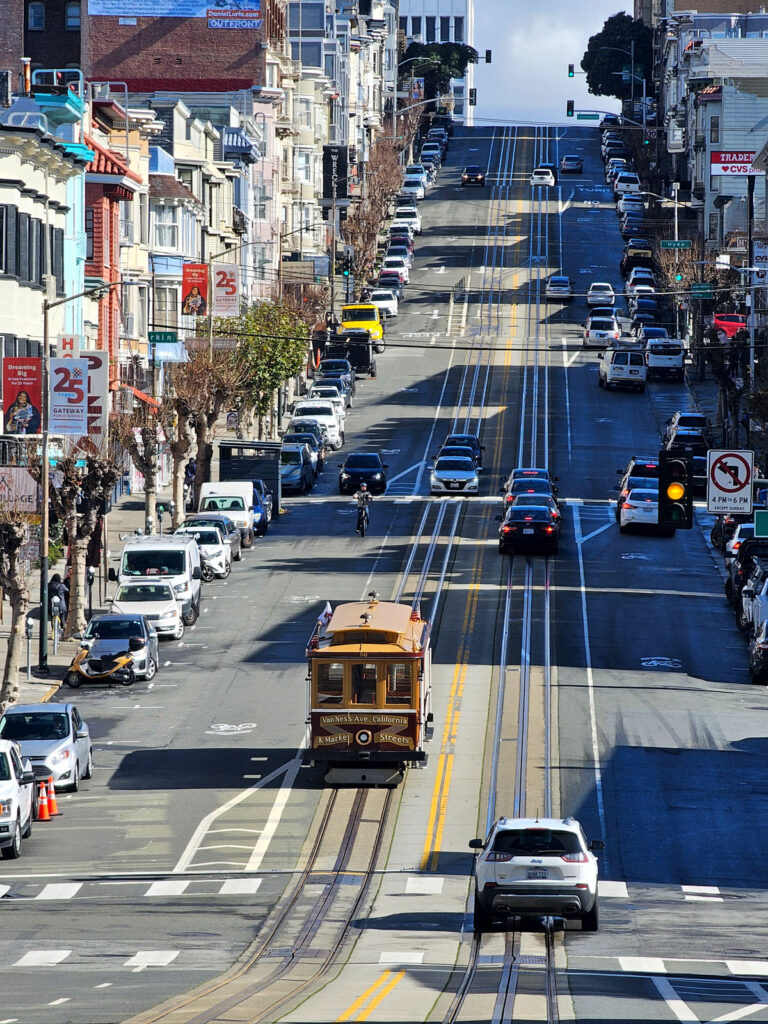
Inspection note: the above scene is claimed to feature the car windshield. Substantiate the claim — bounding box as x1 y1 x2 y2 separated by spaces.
311 388 339 399
281 450 302 465
465 165 482 173
321 361 349 371
492 828 581 856
345 454 381 469
85 618 143 640
445 435 477 449
371 292 393 301
184 529 220 545
343 309 376 321
284 434 315 448
550 277 569 286
383 257 403 266
201 496 245 513
1 712 69 742
123 550 185 575
115 584 174 603
509 507 552 522
591 284 612 293
295 405 332 417
435 458 474 472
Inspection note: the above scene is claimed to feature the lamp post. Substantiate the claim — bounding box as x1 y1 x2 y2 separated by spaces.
599 42 637 115
38 279 116 673
641 185 681 336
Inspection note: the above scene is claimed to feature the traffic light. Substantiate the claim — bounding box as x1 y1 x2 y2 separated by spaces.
568 63 575 78
342 255 352 277
469 88 477 106
658 450 693 530
566 100 574 118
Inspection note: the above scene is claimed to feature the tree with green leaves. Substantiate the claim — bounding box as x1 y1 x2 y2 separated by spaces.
401 42 478 101
581 13 652 101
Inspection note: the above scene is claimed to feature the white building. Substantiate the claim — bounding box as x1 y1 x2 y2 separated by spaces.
397 0 474 124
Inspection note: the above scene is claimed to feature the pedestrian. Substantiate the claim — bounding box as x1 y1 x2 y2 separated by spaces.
49 573 68 626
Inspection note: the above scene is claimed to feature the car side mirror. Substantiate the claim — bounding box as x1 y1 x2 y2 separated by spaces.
21 769 35 786
469 838 484 849
589 839 605 851
108 567 117 582
498 487 506 495
76 728 89 739
192 566 202 580
128 636 145 652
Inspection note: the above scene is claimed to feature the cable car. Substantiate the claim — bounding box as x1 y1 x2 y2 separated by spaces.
305 594 432 785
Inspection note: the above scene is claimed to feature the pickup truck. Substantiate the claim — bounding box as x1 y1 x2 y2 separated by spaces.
0 739 35 859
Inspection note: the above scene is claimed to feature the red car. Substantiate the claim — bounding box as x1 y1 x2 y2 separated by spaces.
713 313 747 338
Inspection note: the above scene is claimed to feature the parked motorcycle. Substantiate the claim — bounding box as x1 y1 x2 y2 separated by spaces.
65 637 143 687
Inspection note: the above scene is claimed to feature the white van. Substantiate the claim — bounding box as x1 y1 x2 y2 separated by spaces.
291 400 343 449
644 338 685 381
597 348 647 392
110 535 202 625
198 481 256 547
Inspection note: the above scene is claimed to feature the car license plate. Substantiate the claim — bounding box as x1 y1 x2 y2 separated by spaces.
447 482 459 489
527 868 547 879
523 528 534 534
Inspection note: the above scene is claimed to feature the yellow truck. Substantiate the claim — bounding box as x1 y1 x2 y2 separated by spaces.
340 304 385 352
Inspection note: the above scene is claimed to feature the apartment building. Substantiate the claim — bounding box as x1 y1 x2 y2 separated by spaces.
397 0 474 123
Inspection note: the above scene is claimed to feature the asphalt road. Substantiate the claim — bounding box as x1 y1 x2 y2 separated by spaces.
3 122 768 1024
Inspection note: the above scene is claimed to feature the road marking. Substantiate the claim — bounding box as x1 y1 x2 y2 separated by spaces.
94 983 112 989
219 878 262 895
405 876 444 895
727 962 768 977
598 880 628 898
337 970 403 1022
125 950 179 972
379 951 424 964
356 970 406 1020
652 977 698 1021
146 880 190 897
709 1001 768 1023
47 999 70 1007
683 884 723 901
245 752 303 872
15 950 70 967
619 957 667 974
35 883 82 900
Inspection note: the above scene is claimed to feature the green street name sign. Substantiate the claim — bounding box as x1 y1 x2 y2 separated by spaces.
691 283 713 297
661 239 692 250
148 330 178 345
576 113 600 121
755 510 768 538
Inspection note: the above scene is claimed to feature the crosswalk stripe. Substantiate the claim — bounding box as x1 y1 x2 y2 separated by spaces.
124 950 179 972
218 878 262 895
145 880 190 897
598 880 628 898
15 950 70 967
36 883 82 900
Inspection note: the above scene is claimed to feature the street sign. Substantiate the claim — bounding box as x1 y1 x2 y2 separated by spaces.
661 239 692 250
576 113 600 121
148 330 178 345
691 282 714 298
707 449 754 514
754 509 768 538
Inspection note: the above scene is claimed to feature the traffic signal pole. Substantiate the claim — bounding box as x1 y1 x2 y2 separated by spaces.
330 151 337 317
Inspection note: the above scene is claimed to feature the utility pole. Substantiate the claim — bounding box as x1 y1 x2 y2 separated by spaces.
747 173 756 389
330 151 338 317
673 181 680 340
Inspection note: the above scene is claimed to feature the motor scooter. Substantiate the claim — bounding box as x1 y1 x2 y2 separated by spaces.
65 636 143 687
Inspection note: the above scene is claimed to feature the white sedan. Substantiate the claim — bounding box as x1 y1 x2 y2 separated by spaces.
587 282 616 306
430 456 479 496
369 288 399 318
110 581 184 639
618 487 660 532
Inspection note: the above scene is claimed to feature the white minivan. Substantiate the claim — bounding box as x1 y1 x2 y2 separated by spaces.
198 481 256 547
110 534 202 625
597 348 647 392
292 400 344 449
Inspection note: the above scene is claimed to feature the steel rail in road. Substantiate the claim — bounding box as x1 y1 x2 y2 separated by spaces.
133 786 393 1024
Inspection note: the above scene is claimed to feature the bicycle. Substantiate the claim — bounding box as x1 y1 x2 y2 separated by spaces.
356 505 370 537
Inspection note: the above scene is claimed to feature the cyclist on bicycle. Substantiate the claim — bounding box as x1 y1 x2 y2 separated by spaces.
354 483 373 534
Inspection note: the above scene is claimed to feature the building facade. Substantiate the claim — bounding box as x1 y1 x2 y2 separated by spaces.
397 0 473 123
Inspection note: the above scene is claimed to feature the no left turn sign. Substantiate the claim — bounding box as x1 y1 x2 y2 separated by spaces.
707 449 754 513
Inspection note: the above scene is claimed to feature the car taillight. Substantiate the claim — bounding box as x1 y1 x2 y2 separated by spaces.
544 525 554 533
486 852 513 862
585 330 590 338
733 541 741 551
622 502 634 509
502 526 513 533
614 333 619 340
561 852 588 863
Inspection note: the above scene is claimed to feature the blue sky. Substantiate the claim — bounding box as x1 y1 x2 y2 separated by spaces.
473 1 629 124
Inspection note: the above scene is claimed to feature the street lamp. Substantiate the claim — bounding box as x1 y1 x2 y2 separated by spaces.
599 43 638 114
38 278 117 673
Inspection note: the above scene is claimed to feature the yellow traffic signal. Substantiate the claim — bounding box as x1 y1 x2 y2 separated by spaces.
666 481 685 501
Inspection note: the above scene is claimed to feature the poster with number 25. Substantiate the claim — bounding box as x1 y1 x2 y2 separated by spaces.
49 358 89 434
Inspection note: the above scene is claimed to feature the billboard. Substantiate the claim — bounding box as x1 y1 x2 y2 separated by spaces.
2 357 42 435
88 0 261 24
49 358 89 435
182 264 209 316
710 151 766 176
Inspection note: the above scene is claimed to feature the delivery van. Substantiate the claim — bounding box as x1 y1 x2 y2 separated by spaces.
109 534 202 625
198 481 255 547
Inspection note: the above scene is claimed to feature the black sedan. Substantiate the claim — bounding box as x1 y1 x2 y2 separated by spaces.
339 452 389 495
462 165 486 186
497 506 560 555
443 432 484 470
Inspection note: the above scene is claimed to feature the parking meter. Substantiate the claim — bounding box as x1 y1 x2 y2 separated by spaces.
51 595 61 653
25 617 33 679
86 567 95 620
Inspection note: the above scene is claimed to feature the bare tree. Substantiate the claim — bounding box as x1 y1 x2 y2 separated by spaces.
113 406 161 533
343 141 404 297
0 515 31 708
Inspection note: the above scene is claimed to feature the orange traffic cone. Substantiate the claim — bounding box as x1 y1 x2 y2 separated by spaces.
37 781 50 821
47 776 60 816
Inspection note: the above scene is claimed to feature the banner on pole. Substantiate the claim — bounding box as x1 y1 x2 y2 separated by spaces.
2 357 42 435
57 349 108 452
49 358 89 435
181 264 209 316
56 334 84 356
212 263 239 315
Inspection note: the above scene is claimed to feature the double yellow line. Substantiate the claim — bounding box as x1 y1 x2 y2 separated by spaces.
336 969 406 1021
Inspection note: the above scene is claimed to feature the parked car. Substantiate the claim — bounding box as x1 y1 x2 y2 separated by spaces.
748 616 768 682
175 524 232 579
281 431 324 474
713 312 747 338
664 411 711 445
0 740 35 859
376 271 405 299
279 443 316 494
598 348 647 391
338 451 388 494
77 613 160 682
110 581 184 639
316 358 356 395
0 704 92 791
183 512 243 559
368 288 399 318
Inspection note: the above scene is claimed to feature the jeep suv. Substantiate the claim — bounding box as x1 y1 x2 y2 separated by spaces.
469 816 603 931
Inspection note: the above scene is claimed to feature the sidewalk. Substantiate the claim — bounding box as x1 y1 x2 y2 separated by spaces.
1 482 175 707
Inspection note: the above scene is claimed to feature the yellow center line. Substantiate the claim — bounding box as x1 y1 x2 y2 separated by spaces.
355 969 406 1021
336 970 395 1022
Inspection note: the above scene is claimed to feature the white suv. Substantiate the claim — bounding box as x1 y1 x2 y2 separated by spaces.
470 816 602 931
0 739 35 859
